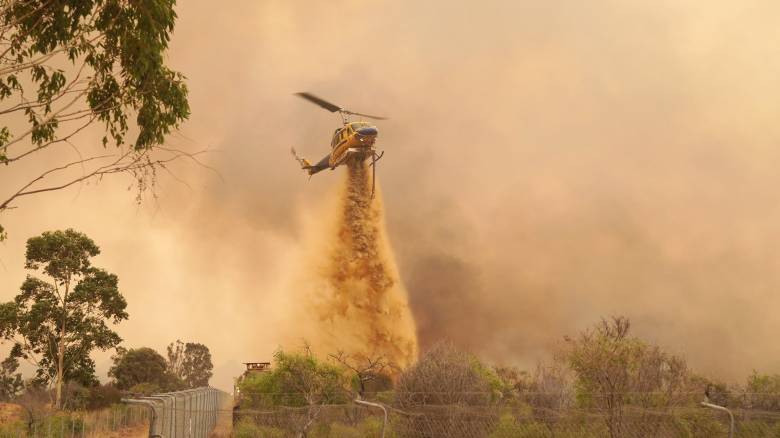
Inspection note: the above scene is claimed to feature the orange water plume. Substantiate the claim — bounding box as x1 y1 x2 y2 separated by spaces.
291 161 418 368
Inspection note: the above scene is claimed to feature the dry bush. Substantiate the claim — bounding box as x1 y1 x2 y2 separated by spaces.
395 341 496 407
14 386 52 432
394 341 502 438
563 316 690 438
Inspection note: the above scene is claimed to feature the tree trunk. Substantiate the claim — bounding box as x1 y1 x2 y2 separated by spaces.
55 280 69 410
55 339 64 409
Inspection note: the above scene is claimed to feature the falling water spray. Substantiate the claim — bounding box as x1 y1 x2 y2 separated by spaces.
286 160 418 368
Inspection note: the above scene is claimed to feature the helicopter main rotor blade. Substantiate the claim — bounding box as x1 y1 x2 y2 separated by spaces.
295 92 342 113
295 92 389 120
343 110 389 121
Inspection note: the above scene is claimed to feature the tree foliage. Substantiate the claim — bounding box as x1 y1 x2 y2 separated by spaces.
744 372 780 411
166 340 185 383
239 347 348 409
61 382 121 410
166 339 214 388
109 347 181 392
0 229 128 408
238 346 349 437
0 0 191 237
562 316 690 438
0 355 23 401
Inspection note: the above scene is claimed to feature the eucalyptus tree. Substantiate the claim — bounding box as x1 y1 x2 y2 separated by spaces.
167 339 214 388
0 229 128 409
0 0 192 239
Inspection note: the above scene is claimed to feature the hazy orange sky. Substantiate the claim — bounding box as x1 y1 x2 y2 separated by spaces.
3 0 780 390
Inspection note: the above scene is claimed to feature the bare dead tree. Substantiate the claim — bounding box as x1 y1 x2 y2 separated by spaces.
328 350 396 398
394 342 495 408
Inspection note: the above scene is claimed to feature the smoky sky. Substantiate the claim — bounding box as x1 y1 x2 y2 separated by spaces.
3 0 780 389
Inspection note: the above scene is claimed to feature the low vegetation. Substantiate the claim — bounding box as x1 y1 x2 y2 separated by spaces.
1 230 778 437
235 317 780 437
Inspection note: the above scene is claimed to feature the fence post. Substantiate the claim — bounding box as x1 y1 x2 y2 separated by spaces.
185 391 191 438
146 395 175 437
210 388 215 431
206 388 211 432
355 399 388 438
198 390 203 438
701 401 735 438
175 392 185 437
211 388 216 430
123 399 160 438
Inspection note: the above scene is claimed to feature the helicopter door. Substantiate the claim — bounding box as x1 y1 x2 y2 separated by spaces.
331 128 344 148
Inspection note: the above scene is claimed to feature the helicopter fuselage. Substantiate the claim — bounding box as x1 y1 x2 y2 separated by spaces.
329 122 378 168
291 92 385 183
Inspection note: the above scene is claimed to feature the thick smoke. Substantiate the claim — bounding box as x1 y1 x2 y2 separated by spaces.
284 161 418 367
4 0 780 390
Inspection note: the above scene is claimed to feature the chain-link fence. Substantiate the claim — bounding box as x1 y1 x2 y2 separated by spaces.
123 387 229 438
231 398 780 437
0 403 149 437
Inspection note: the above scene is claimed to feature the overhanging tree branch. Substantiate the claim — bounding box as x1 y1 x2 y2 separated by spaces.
0 147 210 211
0 0 192 239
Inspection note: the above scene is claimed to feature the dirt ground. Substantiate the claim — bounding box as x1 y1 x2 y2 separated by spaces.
101 423 149 438
0 402 25 423
210 395 234 437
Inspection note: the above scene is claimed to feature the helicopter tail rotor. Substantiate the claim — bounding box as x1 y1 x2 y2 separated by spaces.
292 147 331 177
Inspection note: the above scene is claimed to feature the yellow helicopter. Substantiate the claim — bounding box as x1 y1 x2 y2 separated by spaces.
291 92 386 195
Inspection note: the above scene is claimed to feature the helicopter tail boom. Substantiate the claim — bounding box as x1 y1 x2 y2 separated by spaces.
291 148 330 176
